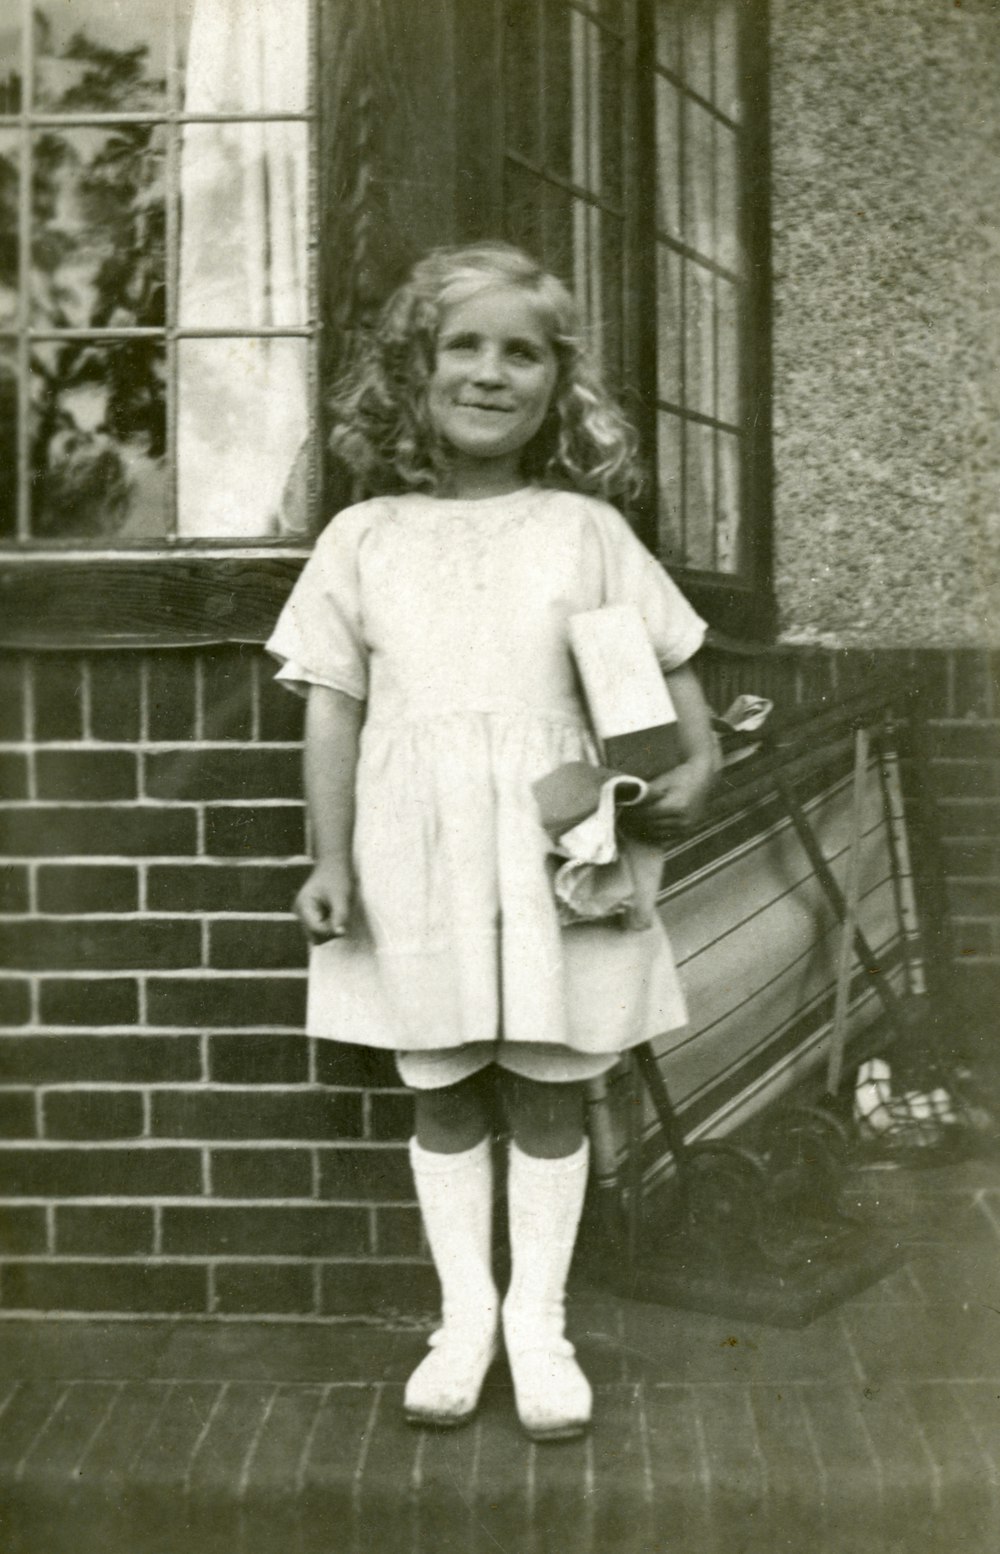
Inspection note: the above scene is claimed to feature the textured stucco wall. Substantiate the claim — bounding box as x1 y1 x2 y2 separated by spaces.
770 0 1000 646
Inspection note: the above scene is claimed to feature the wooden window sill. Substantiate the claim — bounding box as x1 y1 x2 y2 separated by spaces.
0 550 310 650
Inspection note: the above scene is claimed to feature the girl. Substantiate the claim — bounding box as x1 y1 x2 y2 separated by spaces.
266 243 718 1441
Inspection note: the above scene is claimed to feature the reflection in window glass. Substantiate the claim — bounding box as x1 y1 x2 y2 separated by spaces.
0 133 17 329
0 15 20 114
683 259 714 421
177 337 308 538
4 0 315 542
570 13 600 197
34 0 169 113
680 0 713 103
598 212 624 383
656 412 682 564
503 159 547 260
542 179 574 290
716 126 740 274
655 244 681 407
716 277 739 427
179 122 308 328
654 3 680 74
30 339 167 539
182 0 307 114
598 33 623 206
31 126 167 331
573 200 602 357
504 0 542 164
654 76 681 241
543 2 572 181
716 430 742 573
714 1 742 123
0 345 16 537
682 101 715 261
683 418 714 570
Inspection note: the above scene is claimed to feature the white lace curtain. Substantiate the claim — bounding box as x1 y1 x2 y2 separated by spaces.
177 0 310 537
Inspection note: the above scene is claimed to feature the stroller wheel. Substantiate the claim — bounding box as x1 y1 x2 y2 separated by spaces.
681 1142 768 1243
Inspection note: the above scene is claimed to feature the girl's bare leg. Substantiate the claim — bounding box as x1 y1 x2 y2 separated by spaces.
499 1072 585 1158
414 1071 492 1153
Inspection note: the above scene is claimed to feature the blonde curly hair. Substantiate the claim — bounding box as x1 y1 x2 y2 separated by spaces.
329 242 642 501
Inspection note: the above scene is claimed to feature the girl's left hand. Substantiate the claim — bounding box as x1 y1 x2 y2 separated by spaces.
622 758 715 844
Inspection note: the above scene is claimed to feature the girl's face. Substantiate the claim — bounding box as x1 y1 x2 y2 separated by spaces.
427 286 558 492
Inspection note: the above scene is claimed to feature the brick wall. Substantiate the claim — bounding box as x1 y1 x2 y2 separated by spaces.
0 646 435 1320
0 643 996 1320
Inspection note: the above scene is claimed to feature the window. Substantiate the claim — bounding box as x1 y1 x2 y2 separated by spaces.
494 0 773 635
0 0 318 545
0 0 771 643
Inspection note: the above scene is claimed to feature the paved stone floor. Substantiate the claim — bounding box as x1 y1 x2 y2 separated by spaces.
1 1155 999 1554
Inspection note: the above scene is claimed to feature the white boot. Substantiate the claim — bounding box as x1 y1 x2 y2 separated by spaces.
404 1136 499 1428
502 1139 593 1441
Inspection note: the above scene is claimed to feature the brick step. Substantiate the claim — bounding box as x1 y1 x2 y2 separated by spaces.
1 1369 995 1554
1 1283 999 1554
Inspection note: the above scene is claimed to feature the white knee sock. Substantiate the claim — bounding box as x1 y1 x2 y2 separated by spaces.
410 1136 498 1334
503 1138 589 1345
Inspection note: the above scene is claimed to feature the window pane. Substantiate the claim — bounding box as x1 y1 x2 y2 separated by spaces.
542 179 574 284
0 133 17 329
590 0 624 28
179 122 308 328
30 339 167 539
683 259 714 420
598 32 623 204
716 124 740 274
717 429 742 573
35 0 170 113
177 336 308 538
714 0 743 123
503 159 546 258
504 0 542 164
598 210 624 382
570 199 623 376
656 411 682 564
31 126 167 330
655 243 681 406
573 199 602 347
682 100 715 260
716 276 739 426
0 14 21 113
543 1 572 180
683 418 714 570
180 0 307 113
654 76 681 241
570 11 596 195
0 343 16 537
654 3 680 73
680 0 713 103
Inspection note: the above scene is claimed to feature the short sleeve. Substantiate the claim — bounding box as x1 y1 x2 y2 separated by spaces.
589 500 708 671
265 505 373 700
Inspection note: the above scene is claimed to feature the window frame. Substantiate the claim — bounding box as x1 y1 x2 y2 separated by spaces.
0 0 322 648
468 0 774 640
633 0 775 640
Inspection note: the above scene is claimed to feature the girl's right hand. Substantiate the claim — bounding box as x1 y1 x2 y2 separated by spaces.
295 862 355 943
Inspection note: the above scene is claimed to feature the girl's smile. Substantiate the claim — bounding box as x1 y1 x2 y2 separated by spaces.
428 287 558 495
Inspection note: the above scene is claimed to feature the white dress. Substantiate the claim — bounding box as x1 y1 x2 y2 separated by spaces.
266 486 707 1055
